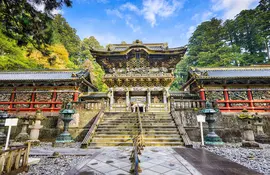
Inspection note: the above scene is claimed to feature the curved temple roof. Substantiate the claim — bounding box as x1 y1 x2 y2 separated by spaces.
191 67 270 79
0 70 88 81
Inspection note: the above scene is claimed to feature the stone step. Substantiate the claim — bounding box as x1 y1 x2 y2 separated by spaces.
102 119 174 122
90 141 183 147
144 142 184 146
94 134 181 139
98 124 176 128
95 130 179 134
90 142 133 146
91 138 182 143
96 127 178 131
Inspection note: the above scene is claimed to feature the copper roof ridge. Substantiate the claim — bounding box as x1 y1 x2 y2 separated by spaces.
0 69 83 73
193 66 270 71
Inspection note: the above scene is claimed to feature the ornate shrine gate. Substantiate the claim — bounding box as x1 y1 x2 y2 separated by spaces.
91 40 187 112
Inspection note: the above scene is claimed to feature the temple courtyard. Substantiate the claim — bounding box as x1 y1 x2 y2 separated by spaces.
18 142 270 175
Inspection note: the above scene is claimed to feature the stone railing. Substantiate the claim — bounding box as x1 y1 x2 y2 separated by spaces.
0 142 31 174
170 99 193 147
172 99 208 110
80 107 105 148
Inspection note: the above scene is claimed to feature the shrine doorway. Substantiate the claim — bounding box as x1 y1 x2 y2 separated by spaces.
130 91 147 113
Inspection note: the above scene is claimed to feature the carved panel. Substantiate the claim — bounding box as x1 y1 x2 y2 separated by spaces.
0 104 9 109
0 94 11 102
205 91 224 101
252 90 270 100
56 92 74 102
228 91 247 100
254 103 270 107
217 103 225 107
35 92 53 102
15 93 32 102
230 103 249 107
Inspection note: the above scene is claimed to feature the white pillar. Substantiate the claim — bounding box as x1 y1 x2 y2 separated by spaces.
163 90 167 111
126 91 130 111
110 89 114 110
147 90 151 111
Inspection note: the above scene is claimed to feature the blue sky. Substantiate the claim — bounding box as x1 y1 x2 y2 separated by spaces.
61 0 260 47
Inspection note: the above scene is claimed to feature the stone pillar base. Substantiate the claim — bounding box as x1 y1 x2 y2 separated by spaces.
15 133 29 142
205 132 224 146
242 141 260 148
28 140 41 146
255 135 270 144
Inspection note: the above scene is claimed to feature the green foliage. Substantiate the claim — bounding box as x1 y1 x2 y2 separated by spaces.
81 36 107 91
0 0 72 51
49 15 81 64
0 30 37 70
172 0 270 90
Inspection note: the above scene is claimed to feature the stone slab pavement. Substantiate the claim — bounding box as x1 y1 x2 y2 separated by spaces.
65 147 202 175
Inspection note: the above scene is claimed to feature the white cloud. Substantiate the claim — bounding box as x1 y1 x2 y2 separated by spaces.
201 11 213 21
120 2 140 14
187 26 195 38
142 0 184 27
125 16 142 33
106 9 123 18
211 0 259 19
107 0 185 27
191 13 199 21
92 33 121 46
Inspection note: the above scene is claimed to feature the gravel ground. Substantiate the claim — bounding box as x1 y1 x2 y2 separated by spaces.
204 143 270 175
20 155 91 175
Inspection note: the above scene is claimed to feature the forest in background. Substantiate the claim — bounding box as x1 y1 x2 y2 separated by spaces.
0 0 269 91
170 0 270 90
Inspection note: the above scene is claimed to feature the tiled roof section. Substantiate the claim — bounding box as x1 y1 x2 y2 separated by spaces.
147 46 164 50
192 67 270 78
0 70 87 81
90 40 186 52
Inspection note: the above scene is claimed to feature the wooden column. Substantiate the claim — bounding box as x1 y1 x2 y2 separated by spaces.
51 88 57 110
247 88 254 109
9 88 16 110
223 88 230 111
30 88 36 109
73 88 79 102
199 88 206 100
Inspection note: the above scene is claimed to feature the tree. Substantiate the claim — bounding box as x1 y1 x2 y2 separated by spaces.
28 44 76 69
49 14 81 64
0 0 72 50
187 18 244 67
256 0 270 60
0 29 37 70
81 36 107 91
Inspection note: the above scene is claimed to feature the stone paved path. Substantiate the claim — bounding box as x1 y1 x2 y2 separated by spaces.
66 147 201 175
174 148 262 175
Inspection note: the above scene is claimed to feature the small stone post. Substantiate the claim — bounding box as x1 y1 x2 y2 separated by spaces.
55 102 75 143
0 111 9 145
254 115 270 143
15 114 30 142
201 101 224 146
29 110 44 145
237 109 259 148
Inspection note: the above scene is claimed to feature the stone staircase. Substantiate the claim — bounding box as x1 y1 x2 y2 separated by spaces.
90 112 184 146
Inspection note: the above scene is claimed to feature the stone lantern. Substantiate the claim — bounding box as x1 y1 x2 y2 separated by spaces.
0 111 9 145
237 109 259 147
15 114 30 142
200 101 224 146
29 110 45 144
55 102 75 143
